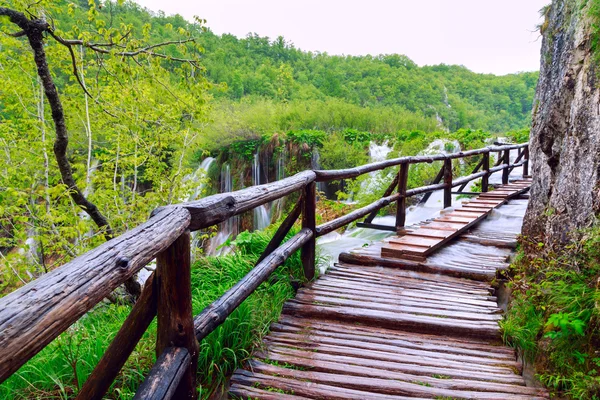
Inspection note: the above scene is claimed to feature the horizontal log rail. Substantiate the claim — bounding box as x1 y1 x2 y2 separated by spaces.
0 141 529 398
314 143 527 182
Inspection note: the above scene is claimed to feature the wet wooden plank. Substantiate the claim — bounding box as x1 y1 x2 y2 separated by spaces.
243 361 547 399
228 182 549 400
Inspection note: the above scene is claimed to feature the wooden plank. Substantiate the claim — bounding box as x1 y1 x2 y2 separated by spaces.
282 302 501 339
276 315 509 351
133 347 190 400
256 347 524 385
389 236 440 248
401 228 452 239
249 354 542 395
232 369 417 400
245 361 545 399
156 231 198 400
229 384 311 400
272 319 512 357
436 216 477 224
301 182 317 280
265 341 514 375
339 252 497 281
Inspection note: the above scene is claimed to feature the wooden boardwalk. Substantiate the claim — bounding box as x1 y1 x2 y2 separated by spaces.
229 179 550 399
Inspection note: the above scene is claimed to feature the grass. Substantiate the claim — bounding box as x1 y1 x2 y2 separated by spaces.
500 226 600 399
0 225 307 399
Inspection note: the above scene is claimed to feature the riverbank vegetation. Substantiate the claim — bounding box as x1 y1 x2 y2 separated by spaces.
501 229 600 399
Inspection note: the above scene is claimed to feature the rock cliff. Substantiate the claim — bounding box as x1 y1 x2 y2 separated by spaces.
523 0 600 247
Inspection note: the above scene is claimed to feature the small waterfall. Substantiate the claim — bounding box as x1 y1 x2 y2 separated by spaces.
253 153 271 230
272 149 287 221
188 157 216 256
359 141 394 196
207 164 237 255
311 148 327 194
185 157 215 202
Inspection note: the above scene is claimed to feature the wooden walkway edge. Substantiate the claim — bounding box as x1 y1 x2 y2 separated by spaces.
229 179 549 399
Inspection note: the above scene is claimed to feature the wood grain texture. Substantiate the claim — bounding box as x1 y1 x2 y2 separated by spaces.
0 206 190 383
133 347 190 400
154 171 315 231
156 231 199 399
301 182 317 280
77 274 157 400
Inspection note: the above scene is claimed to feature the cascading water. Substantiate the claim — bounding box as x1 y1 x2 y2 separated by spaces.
317 139 477 273
185 157 215 202
311 148 327 195
271 149 287 221
360 141 394 195
253 153 271 230
187 157 216 257
207 164 238 255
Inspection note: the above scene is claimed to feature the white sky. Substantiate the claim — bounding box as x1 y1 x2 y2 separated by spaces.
135 0 548 76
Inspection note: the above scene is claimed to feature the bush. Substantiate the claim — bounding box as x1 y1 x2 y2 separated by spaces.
501 227 600 399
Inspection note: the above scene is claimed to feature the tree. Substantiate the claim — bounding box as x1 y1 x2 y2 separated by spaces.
0 1 208 297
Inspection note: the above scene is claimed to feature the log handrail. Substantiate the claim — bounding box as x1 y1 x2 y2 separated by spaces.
0 142 530 398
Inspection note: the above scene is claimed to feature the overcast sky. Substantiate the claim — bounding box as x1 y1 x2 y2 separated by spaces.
135 0 547 76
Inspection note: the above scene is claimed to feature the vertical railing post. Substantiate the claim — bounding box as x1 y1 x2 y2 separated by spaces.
443 158 452 209
156 230 199 400
301 181 316 281
523 145 530 177
395 163 409 232
502 149 510 185
482 151 490 193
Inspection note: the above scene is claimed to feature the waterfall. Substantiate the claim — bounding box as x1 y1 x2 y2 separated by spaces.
272 149 287 221
185 157 215 202
359 141 394 196
311 148 327 194
253 153 271 230
188 157 216 256
207 164 237 255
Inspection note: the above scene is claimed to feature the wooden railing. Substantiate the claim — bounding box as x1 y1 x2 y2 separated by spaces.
0 143 529 399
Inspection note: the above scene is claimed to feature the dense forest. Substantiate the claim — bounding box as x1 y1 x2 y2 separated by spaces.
0 0 538 398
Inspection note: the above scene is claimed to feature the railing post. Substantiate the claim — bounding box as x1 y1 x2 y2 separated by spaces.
482 151 490 193
502 149 510 185
301 181 316 280
523 145 530 177
156 230 199 400
396 163 409 232
443 158 452 209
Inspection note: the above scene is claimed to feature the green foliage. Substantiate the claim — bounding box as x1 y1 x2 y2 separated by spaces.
198 31 537 133
342 128 372 145
229 139 264 161
320 132 369 171
501 226 600 399
286 129 327 148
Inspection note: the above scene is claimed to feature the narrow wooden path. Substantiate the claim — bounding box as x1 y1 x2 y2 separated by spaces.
230 179 550 399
